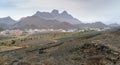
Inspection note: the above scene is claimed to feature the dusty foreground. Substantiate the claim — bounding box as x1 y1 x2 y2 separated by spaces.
0 30 120 65
0 46 22 52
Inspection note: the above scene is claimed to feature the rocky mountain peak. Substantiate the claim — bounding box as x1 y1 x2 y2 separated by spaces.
51 9 59 15
33 10 81 24
61 11 68 15
35 11 41 15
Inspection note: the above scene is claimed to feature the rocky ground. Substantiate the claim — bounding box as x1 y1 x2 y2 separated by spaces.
0 29 120 65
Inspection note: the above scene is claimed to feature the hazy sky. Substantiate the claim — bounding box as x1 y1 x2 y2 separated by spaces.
0 0 120 24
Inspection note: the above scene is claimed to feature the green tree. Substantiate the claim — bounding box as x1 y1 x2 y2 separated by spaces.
11 40 16 44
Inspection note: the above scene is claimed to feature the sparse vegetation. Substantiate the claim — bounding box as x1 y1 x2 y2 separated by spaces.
0 29 120 65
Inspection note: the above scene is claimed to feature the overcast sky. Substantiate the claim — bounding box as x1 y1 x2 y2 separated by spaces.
0 0 120 24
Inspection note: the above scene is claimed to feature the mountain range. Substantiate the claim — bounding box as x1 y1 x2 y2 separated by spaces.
13 15 77 30
34 9 81 24
0 10 119 29
76 22 108 28
109 23 120 27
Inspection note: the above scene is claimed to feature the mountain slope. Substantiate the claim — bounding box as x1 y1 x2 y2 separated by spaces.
13 17 108 29
109 23 120 27
0 16 16 25
0 16 17 29
77 22 108 28
14 16 77 29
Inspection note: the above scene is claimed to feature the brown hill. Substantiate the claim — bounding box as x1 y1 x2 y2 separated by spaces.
13 15 77 30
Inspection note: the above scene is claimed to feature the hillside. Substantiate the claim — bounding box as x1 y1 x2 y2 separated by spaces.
0 16 17 29
0 28 120 65
77 22 108 28
13 16 77 30
0 16 16 25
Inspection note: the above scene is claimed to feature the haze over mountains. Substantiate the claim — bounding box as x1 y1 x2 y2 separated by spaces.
0 10 119 29
34 9 81 24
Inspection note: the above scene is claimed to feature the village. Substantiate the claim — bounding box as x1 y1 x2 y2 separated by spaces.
0 27 110 36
